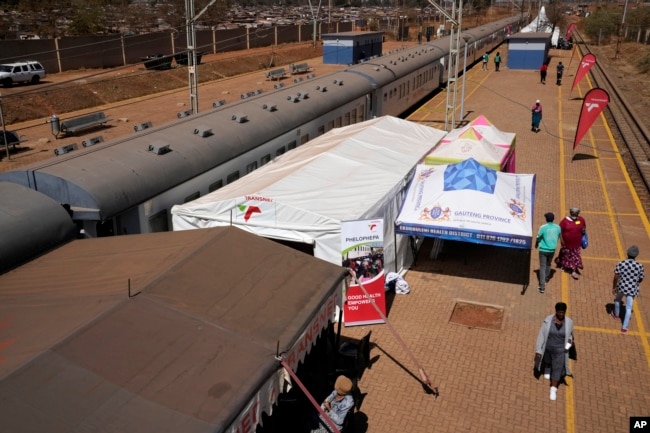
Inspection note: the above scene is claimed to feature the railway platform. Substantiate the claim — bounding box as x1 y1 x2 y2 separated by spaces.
338 47 650 432
1 38 648 433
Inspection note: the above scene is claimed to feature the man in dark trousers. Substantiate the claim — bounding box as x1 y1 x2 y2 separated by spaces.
556 61 565 85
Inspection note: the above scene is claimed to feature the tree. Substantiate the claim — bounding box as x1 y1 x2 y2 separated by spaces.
584 8 621 44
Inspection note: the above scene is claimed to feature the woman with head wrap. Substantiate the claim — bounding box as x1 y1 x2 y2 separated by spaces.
535 302 574 401
555 207 586 279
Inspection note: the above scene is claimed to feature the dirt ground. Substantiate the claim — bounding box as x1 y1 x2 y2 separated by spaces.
0 43 324 125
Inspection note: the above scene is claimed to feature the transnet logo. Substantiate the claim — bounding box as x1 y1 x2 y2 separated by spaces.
238 204 261 222
368 223 378 231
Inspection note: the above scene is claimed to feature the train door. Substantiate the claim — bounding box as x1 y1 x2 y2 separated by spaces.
366 91 377 118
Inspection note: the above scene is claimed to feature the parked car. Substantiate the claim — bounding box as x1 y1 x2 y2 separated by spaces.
557 37 573 50
0 61 46 87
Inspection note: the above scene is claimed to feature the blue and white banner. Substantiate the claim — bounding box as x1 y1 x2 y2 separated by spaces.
395 159 536 249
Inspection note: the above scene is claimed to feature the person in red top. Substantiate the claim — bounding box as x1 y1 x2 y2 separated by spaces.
540 63 548 84
555 208 587 279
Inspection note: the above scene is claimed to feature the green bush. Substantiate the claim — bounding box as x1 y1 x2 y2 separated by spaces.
584 9 621 44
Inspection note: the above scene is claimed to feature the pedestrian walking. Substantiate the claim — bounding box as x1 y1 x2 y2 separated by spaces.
611 245 645 334
482 52 489 71
540 63 548 84
535 212 561 293
555 207 586 279
531 99 542 132
494 52 501 71
535 302 574 401
556 61 565 85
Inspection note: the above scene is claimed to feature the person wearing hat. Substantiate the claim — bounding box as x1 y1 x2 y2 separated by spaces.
531 99 543 132
535 212 562 293
612 245 645 334
535 302 574 401
555 207 586 280
311 375 354 432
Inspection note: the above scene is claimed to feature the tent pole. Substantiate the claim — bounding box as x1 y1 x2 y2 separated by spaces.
277 357 341 433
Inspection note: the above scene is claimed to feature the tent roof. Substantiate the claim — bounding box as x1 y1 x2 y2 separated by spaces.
172 116 446 228
0 227 347 433
395 159 536 249
426 115 515 166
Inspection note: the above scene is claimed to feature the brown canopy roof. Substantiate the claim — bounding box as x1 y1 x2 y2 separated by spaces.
0 226 347 433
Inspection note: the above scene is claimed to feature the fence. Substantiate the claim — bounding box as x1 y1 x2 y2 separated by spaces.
0 22 353 73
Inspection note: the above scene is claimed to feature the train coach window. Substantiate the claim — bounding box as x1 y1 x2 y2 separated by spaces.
343 112 350 126
383 93 387 102
227 171 240 184
335 117 341 128
184 192 200 203
246 161 258 174
300 134 309 145
261 154 271 166
209 180 223 192
276 147 286 156
317 125 325 136
288 141 297 150
327 120 334 131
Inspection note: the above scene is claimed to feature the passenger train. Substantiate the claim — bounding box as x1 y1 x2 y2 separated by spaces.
0 16 522 247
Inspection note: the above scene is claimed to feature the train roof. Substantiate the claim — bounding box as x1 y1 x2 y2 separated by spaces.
0 72 372 220
0 182 76 273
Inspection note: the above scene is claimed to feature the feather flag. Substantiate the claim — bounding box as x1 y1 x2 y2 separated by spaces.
572 53 597 91
573 88 609 152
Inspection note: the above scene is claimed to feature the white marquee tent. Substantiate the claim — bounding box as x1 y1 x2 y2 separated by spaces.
172 116 447 271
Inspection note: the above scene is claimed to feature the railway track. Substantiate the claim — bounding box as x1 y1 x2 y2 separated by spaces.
576 31 650 216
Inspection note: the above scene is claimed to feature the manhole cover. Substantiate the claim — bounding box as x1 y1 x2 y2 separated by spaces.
449 301 505 331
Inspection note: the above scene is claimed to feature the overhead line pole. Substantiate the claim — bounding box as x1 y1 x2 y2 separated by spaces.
186 0 220 114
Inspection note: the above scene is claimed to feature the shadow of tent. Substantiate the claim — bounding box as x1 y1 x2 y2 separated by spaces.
572 153 599 161
412 238 531 286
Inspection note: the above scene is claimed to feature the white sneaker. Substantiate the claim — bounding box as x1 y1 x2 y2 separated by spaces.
550 387 557 401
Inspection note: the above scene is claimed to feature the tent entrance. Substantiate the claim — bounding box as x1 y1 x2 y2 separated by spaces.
271 238 315 256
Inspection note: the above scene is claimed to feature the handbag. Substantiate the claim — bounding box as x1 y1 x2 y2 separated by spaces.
569 342 577 361
581 232 588 249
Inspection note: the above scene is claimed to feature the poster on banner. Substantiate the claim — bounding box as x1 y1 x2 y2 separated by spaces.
571 53 596 92
573 88 610 153
341 219 386 326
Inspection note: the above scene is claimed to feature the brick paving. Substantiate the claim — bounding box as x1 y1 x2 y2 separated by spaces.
339 47 650 433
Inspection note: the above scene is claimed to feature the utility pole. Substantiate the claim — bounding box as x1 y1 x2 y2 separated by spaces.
307 0 322 48
615 0 629 59
428 0 462 130
185 0 220 114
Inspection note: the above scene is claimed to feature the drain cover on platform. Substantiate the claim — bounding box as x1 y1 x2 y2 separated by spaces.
449 301 505 331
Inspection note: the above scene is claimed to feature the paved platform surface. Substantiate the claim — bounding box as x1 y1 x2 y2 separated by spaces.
340 47 650 433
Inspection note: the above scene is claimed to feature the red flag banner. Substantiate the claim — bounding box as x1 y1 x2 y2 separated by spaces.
573 88 609 151
565 23 577 40
572 53 597 91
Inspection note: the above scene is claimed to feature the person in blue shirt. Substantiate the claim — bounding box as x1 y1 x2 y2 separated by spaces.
535 212 562 293
311 375 354 432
